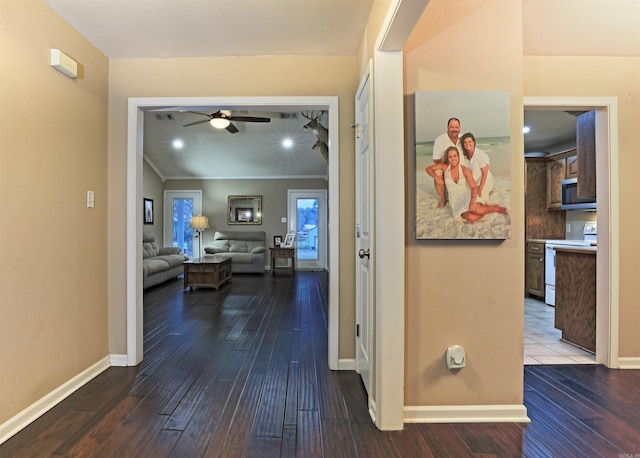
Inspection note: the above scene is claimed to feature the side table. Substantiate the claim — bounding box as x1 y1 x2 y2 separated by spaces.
183 256 232 290
270 247 295 275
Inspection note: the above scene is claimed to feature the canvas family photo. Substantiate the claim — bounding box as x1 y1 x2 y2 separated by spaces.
414 91 511 240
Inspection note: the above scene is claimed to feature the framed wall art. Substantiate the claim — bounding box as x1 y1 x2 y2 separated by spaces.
143 198 154 225
414 90 511 240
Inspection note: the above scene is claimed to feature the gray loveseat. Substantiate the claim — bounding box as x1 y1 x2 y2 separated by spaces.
143 234 189 289
204 230 266 273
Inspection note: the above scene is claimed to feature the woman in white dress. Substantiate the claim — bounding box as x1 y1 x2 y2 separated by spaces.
460 132 493 204
426 147 508 223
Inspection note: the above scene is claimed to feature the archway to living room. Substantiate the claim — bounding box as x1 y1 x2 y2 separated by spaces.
126 96 341 368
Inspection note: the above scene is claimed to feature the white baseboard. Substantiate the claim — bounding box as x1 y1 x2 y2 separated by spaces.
337 358 355 370
110 353 128 367
618 357 640 369
404 404 530 424
0 356 111 445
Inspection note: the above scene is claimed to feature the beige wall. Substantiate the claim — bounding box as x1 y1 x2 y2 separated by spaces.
163 177 328 262
0 1 109 423
403 0 525 406
143 160 164 243
523 56 640 356
108 57 359 358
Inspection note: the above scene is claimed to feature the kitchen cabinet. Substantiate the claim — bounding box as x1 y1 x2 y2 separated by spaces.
525 241 545 299
554 247 596 353
547 149 577 210
566 154 578 179
524 157 565 240
576 110 596 198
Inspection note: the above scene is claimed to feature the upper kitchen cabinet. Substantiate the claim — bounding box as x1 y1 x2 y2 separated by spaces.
547 150 576 210
576 111 596 198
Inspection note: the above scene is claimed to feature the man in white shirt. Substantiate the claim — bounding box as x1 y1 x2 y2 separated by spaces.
430 118 462 208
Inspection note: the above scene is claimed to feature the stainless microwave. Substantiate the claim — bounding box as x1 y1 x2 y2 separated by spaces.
560 178 597 210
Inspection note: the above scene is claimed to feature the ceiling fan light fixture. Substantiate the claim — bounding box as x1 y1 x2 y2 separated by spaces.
210 117 231 129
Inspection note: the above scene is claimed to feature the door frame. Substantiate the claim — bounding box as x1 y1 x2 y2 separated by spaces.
524 96 620 368
126 96 340 367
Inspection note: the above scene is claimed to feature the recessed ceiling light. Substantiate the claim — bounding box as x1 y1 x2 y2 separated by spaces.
282 138 293 149
522 126 531 134
172 138 184 149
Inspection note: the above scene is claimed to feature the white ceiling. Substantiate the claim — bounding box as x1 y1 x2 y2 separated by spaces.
43 0 374 58
43 0 590 177
43 0 372 179
144 106 331 180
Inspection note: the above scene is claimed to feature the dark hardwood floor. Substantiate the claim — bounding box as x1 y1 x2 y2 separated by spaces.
2 271 640 457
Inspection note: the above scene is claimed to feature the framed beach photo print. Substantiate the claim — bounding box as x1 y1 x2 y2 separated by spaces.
414 90 511 240
282 233 295 248
143 198 154 225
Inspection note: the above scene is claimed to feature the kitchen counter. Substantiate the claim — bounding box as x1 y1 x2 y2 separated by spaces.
554 248 596 353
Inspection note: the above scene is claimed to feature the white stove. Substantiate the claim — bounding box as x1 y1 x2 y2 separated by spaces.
544 222 597 306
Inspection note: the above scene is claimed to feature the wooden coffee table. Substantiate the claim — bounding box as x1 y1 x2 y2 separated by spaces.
183 256 232 290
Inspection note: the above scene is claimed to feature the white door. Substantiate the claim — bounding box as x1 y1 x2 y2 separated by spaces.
355 64 374 396
163 190 203 258
288 190 327 271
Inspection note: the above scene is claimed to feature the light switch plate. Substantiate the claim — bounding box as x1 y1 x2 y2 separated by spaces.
87 190 95 208
281 217 287 223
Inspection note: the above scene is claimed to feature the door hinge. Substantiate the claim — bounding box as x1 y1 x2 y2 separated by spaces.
356 323 360 337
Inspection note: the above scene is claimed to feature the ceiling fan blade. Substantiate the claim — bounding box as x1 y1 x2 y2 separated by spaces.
236 110 298 119
228 116 271 123
183 119 211 127
226 123 239 134
186 110 215 118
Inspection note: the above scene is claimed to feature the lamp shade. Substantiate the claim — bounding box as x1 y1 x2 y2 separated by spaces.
189 215 210 230
210 117 231 129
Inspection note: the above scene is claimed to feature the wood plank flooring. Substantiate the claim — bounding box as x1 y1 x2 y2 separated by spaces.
2 271 640 457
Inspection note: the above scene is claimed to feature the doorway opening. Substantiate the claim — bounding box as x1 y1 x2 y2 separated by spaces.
523 97 620 368
128 96 340 367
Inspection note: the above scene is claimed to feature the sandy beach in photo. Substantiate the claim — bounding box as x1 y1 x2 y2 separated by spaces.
415 137 511 239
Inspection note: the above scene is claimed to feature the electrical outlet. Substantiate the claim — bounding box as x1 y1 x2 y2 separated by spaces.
566 223 571 232
87 190 95 208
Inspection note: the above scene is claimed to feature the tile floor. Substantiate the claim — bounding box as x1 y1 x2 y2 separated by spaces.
524 297 597 365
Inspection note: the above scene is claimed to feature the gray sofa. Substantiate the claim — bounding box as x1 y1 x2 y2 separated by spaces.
143 234 189 289
204 230 266 273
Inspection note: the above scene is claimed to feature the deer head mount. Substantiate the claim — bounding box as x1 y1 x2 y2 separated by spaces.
301 110 328 163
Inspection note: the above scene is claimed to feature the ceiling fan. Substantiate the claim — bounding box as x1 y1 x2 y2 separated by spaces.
183 110 271 133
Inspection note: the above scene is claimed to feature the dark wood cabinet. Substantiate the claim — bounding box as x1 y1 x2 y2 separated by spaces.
525 157 565 240
525 241 545 299
576 110 596 198
566 154 578 179
547 157 566 209
554 247 596 353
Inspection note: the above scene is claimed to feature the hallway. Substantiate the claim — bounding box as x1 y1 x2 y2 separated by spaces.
2 273 639 456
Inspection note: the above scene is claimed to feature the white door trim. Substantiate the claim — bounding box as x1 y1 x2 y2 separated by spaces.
369 0 429 431
126 96 340 367
524 96 620 368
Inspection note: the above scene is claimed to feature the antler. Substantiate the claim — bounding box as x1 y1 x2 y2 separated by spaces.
300 110 326 121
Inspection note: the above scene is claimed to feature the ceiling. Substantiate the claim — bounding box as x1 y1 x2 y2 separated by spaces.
42 0 374 58
144 106 331 180
43 0 372 180
523 110 577 153
43 0 580 177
